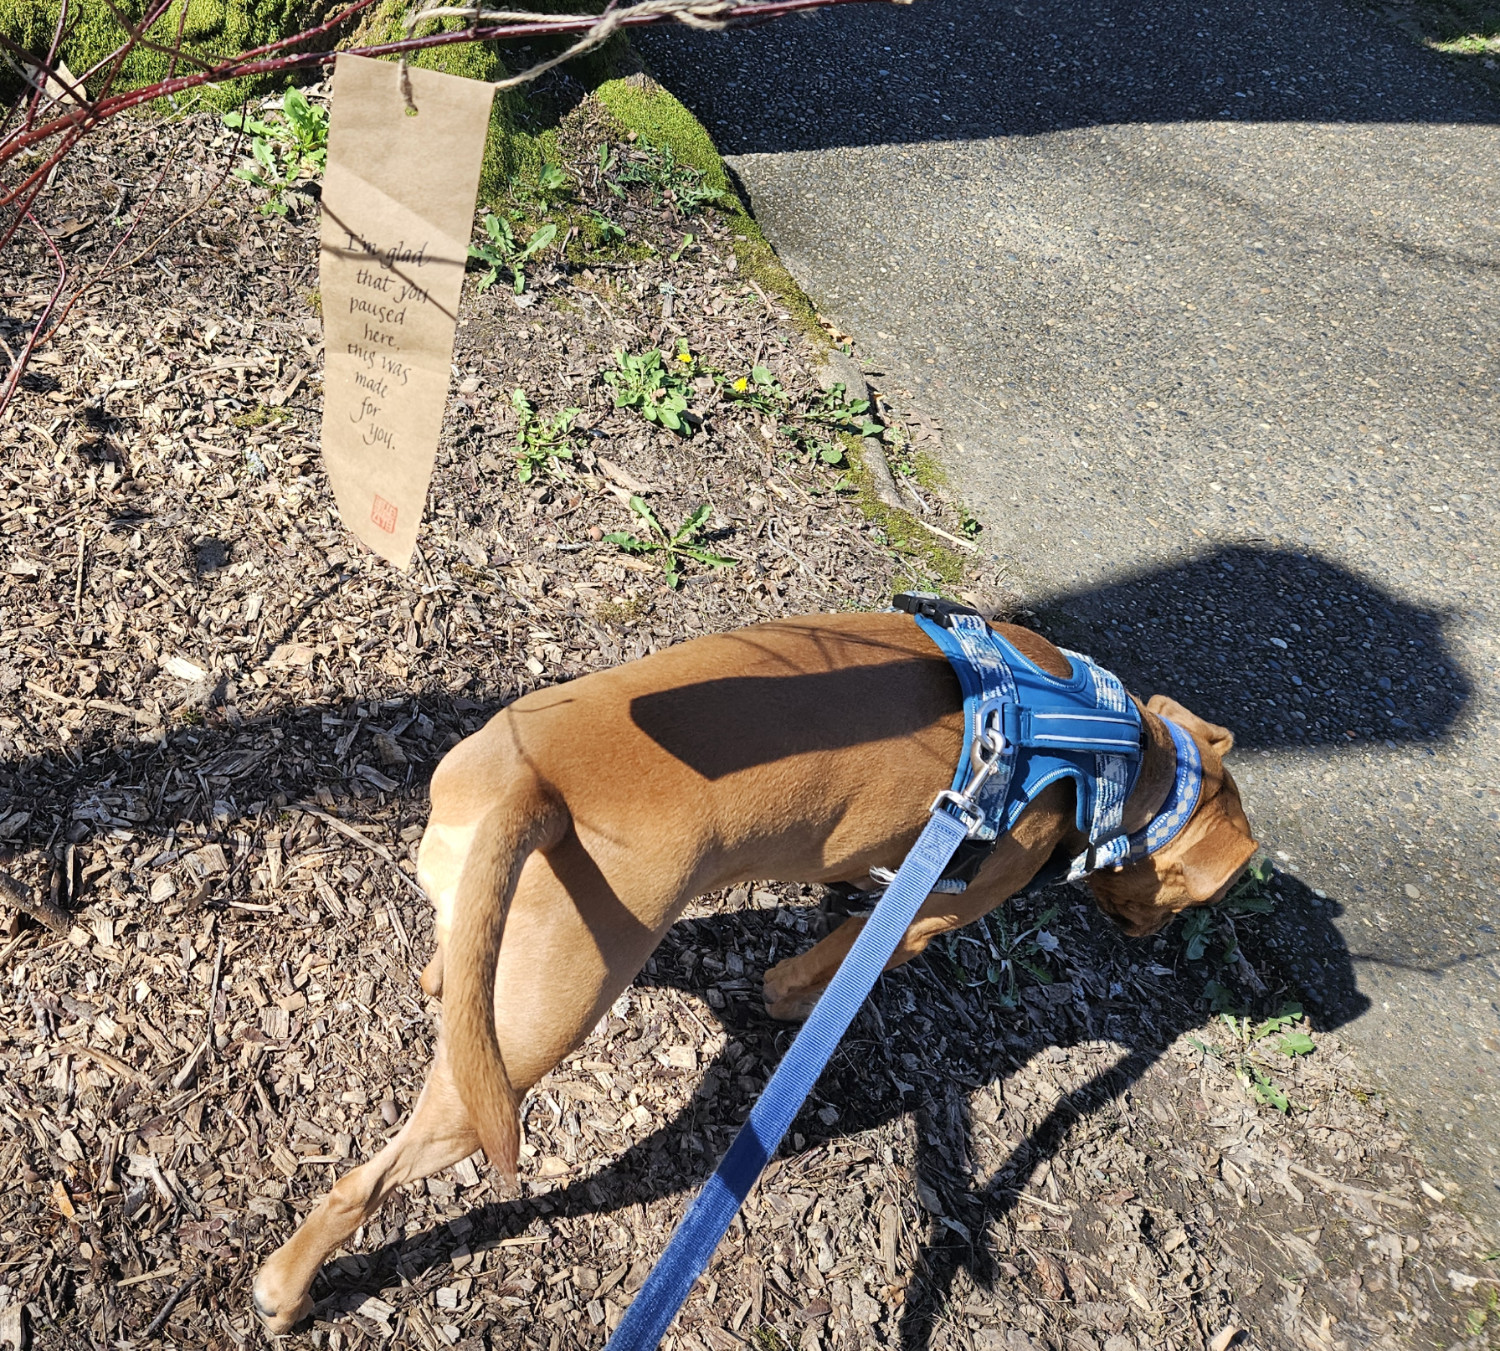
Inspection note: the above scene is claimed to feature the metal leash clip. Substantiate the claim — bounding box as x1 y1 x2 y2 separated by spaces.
930 706 1007 837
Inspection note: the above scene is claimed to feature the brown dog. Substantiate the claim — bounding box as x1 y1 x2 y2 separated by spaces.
253 612 1256 1331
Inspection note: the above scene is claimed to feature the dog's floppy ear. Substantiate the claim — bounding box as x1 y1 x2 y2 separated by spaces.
1146 694 1234 757
1177 820 1259 903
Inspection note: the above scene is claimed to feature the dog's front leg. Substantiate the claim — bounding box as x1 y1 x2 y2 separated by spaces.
763 884 1006 1021
252 1040 478 1334
766 793 1071 1020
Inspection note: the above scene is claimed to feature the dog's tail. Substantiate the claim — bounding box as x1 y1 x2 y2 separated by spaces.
445 772 569 1178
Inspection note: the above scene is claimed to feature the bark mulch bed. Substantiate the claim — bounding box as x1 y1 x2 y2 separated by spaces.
0 91 1496 1351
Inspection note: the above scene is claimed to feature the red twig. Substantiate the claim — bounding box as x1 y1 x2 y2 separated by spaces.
0 212 68 418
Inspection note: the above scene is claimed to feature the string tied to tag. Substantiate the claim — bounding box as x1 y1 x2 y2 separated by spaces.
397 57 418 115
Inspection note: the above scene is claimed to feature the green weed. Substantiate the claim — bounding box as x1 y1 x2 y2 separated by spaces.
804 382 882 438
510 388 578 483
470 213 557 295
604 498 734 589
1464 1285 1498 1337
1177 855 1277 1008
223 88 327 216
603 342 696 435
724 364 788 417
587 210 627 246
612 140 729 216
516 160 573 210
1191 1002 1314 1114
937 904 1060 1009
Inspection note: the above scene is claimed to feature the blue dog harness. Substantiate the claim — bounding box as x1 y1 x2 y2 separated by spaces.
604 596 1203 1351
910 600 1202 884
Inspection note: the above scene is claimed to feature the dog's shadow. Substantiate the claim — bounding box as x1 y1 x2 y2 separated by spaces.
314 872 1367 1349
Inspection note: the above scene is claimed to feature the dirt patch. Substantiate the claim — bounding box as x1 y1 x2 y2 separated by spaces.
0 95 1496 1351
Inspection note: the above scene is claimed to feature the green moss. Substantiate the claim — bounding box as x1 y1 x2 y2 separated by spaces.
838 432 968 593
0 0 306 107
731 227 825 345
901 447 949 494
595 75 828 348
352 0 521 204
231 403 292 429
596 77 734 197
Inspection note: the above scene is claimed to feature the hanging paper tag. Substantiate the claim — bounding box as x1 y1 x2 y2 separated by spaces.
318 53 493 568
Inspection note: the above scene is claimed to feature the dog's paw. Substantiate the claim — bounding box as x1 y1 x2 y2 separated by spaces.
251 1271 314 1335
763 964 820 1022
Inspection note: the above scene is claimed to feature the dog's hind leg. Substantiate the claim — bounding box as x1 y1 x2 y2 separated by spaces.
419 947 445 997
252 1038 477 1335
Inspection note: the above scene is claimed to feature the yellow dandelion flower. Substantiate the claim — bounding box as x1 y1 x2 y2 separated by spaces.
733 377 748 392
676 350 693 363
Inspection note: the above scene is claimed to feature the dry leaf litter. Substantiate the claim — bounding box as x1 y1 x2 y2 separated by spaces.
0 90 1496 1351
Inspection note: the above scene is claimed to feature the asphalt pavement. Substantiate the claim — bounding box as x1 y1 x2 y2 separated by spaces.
638 0 1500 1232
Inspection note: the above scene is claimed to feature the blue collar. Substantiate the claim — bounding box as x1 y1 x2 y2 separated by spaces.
903 601 1202 882
1127 717 1203 862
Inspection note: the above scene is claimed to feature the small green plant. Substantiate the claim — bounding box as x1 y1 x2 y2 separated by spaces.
597 140 622 193
670 231 696 263
781 423 846 468
510 388 578 483
1191 1002 1313 1114
1177 854 1277 1005
513 160 572 210
469 214 557 295
724 364 788 416
960 510 983 540
604 498 734 589
535 161 571 203
751 1326 791 1351
603 343 696 435
804 382 882 438
1466 1285 1500 1338
935 903 1060 1009
223 88 328 216
614 141 729 216
587 210 626 246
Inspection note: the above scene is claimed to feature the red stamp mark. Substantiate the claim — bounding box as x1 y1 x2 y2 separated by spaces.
370 494 398 533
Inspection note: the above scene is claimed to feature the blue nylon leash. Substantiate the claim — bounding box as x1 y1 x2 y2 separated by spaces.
603 806 972 1351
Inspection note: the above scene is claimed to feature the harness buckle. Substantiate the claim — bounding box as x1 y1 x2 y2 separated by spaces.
893 591 983 629
935 715 1009 837
929 789 986 836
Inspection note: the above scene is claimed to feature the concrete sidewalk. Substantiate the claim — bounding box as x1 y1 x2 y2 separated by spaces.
639 0 1500 1232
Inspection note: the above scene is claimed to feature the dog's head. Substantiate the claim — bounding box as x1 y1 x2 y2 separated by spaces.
1086 695 1258 937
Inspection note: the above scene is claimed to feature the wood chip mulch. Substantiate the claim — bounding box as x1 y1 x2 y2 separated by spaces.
0 92 1495 1351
